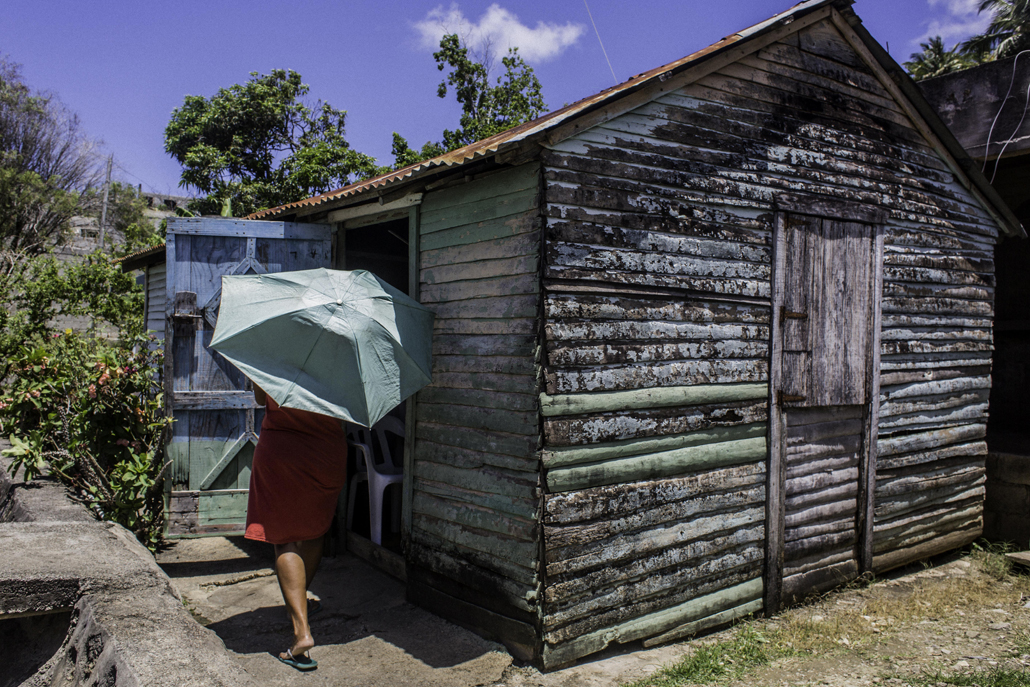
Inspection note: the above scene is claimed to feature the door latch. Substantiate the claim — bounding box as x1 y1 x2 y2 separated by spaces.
780 306 808 322
778 391 807 405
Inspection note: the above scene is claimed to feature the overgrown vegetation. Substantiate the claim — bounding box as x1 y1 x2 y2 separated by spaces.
626 545 1030 687
0 249 169 550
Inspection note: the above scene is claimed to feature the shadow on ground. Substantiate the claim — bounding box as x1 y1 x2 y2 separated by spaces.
156 536 512 686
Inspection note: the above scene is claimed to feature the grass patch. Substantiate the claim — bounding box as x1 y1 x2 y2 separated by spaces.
625 548 1030 686
892 666 1030 687
625 625 772 687
971 541 1016 581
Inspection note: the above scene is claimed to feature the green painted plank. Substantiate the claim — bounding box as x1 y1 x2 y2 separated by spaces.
419 387 539 413
412 491 536 540
433 333 537 357
415 460 538 500
415 437 538 473
422 254 540 286
430 371 538 394
432 354 537 376
420 231 540 270
540 382 768 417
418 402 539 436
428 294 539 320
412 512 539 566
542 422 767 468
541 578 763 668
415 478 538 521
420 212 540 251
546 436 768 492
416 422 538 459
421 187 539 234
197 489 249 525
421 163 539 218
421 273 540 303
434 317 538 336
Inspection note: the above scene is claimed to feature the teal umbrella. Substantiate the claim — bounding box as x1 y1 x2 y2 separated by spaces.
210 268 434 427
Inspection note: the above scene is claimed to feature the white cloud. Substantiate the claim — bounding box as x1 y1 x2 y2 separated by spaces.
413 4 584 63
912 0 992 49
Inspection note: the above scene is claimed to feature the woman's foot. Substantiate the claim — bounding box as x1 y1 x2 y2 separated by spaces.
278 647 317 671
279 634 314 662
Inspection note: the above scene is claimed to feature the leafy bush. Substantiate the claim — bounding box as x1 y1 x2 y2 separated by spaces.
0 248 169 550
1 331 171 549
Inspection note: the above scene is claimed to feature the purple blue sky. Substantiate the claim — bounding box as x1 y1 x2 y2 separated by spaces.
2 1 994 197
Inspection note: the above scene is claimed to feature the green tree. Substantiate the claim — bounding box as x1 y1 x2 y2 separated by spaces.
904 36 977 80
164 69 386 217
92 182 163 255
963 0 1030 60
392 34 547 167
0 56 102 253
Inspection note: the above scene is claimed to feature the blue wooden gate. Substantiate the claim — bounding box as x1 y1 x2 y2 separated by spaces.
164 217 332 536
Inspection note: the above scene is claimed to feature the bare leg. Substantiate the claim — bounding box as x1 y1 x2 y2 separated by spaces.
274 541 319 659
299 535 324 588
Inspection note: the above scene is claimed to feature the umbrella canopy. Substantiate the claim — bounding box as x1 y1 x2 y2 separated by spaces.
210 268 434 427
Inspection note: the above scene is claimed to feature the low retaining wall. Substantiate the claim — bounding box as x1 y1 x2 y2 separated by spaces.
0 446 257 686
984 452 1030 549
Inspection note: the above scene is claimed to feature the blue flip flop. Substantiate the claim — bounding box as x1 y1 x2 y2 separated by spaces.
278 649 317 671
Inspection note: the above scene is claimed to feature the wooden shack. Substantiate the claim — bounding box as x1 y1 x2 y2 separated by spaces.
162 0 1021 668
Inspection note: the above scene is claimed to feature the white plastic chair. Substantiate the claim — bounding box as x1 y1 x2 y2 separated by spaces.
346 416 405 545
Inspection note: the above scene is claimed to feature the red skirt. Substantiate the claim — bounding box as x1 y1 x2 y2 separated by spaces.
244 398 348 545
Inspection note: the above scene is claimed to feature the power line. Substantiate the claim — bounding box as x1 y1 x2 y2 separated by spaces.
112 161 183 197
583 0 618 86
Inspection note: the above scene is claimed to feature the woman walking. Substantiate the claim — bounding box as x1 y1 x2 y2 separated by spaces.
245 384 347 671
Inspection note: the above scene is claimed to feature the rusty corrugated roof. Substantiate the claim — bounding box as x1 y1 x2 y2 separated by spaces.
115 242 166 271
250 0 839 221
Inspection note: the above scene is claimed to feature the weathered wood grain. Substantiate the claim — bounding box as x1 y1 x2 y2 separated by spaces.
545 507 764 576
877 441 987 472
546 436 766 492
544 463 765 525
544 400 768 445
416 421 538 459
544 527 764 600
548 340 768 367
417 402 538 436
874 481 985 520
542 423 767 469
544 547 763 632
872 524 981 573
545 358 767 394
543 564 761 644
540 383 767 417
540 579 763 668
545 293 770 323
545 486 764 551
877 424 986 456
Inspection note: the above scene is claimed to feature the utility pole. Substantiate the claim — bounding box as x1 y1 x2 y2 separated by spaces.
99 155 113 249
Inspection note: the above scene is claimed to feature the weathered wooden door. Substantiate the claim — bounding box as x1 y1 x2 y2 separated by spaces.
164 217 332 536
767 207 883 611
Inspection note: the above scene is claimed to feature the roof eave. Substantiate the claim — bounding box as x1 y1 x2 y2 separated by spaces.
842 11 1025 238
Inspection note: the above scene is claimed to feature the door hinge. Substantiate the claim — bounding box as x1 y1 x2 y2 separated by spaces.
778 391 807 405
780 306 808 322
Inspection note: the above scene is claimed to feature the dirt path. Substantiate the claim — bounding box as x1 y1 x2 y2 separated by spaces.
158 538 1030 687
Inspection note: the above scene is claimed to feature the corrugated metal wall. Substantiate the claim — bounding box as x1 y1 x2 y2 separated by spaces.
538 17 998 665
407 162 544 659
146 262 165 340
